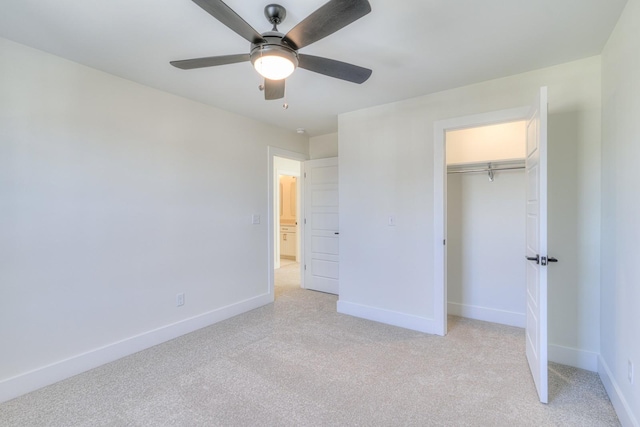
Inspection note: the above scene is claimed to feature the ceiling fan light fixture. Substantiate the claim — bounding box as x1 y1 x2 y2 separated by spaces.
254 56 294 80
251 45 298 80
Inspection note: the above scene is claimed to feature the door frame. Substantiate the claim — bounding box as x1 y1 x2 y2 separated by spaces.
433 106 531 336
268 147 308 301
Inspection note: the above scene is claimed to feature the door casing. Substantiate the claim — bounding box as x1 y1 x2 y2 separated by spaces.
433 106 531 336
268 147 308 301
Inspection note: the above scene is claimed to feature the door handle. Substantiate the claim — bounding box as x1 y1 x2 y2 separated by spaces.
541 256 559 266
526 254 539 264
334 232 340 235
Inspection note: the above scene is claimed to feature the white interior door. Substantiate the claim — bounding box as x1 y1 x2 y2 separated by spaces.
303 157 339 294
525 87 549 403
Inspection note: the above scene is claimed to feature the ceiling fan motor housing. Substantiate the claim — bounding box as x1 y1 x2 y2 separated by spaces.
250 33 299 71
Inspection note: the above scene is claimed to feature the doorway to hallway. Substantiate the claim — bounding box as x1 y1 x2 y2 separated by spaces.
269 148 305 300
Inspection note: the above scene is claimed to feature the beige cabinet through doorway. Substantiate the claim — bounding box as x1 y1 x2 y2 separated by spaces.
279 175 297 260
280 225 296 259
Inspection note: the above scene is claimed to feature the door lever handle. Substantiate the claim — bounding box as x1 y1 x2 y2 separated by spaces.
334 232 340 235
526 255 540 264
541 256 558 266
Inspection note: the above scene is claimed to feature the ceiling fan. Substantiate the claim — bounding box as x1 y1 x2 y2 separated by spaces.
170 0 373 100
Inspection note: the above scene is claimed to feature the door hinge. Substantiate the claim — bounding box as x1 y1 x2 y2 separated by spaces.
304 264 307 270
304 172 307 178
443 239 446 246
304 218 307 224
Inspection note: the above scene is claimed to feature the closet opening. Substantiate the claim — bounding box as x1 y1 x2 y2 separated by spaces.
445 120 527 331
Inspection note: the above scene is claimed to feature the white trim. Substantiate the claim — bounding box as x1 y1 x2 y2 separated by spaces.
447 302 525 328
337 300 439 334
0 293 271 404
598 356 639 427
548 344 598 372
433 128 446 336
268 147 308 299
433 106 531 336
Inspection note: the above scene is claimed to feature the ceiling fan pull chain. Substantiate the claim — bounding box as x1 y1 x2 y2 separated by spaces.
282 81 289 109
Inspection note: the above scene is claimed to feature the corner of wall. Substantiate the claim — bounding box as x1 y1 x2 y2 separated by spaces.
337 299 441 335
548 344 599 372
309 132 339 159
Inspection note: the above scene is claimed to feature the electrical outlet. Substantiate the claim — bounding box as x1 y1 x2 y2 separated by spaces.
176 293 185 307
629 360 634 384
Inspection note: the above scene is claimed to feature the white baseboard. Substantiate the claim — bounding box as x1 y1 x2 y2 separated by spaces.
598 356 639 427
447 302 525 328
0 293 272 404
337 300 439 334
548 344 599 372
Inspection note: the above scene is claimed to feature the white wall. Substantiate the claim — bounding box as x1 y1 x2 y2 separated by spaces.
0 38 307 402
309 132 338 159
446 121 527 165
338 56 601 369
447 170 526 327
600 0 640 424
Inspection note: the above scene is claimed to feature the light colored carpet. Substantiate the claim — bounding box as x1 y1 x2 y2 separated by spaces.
0 262 619 426
274 259 301 299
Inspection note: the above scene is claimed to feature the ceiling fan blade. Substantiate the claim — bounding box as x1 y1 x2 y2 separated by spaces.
298 54 372 84
192 0 265 44
282 0 371 50
264 79 285 100
170 54 250 70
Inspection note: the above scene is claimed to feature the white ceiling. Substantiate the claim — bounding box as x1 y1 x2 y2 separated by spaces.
0 0 627 136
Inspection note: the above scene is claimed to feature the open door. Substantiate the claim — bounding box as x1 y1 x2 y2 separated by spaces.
525 87 549 403
303 157 339 294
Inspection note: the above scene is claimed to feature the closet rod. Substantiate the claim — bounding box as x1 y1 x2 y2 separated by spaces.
447 166 524 174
